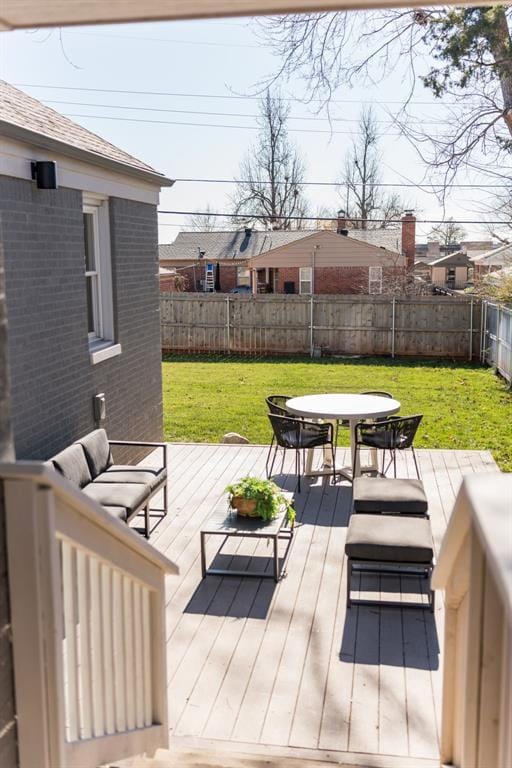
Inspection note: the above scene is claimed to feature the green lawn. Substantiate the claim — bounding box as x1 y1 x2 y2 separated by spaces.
162 354 512 472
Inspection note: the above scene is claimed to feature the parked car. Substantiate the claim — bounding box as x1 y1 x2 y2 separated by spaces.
230 285 252 294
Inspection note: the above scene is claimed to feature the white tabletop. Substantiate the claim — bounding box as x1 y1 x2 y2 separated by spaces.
286 393 400 421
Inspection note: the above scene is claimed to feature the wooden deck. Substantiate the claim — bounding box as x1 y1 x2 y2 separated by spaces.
141 444 498 768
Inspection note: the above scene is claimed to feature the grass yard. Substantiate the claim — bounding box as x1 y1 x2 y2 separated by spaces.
162 354 512 472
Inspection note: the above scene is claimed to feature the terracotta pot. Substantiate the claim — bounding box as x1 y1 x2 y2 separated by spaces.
231 496 259 517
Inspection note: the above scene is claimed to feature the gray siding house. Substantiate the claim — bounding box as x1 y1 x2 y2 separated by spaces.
0 81 173 459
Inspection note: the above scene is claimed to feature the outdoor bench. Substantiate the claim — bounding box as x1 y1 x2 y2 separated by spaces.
47 428 167 538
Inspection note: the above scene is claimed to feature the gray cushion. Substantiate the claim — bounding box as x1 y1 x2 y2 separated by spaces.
82 482 148 516
353 477 428 514
76 429 113 478
345 515 433 563
101 505 128 522
51 444 92 488
94 465 166 491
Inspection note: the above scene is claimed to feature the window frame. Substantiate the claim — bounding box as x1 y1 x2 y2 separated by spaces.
299 266 312 295
368 265 383 294
83 193 120 363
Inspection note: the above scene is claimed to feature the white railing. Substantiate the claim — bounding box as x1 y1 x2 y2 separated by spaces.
432 473 512 768
1 462 178 768
481 301 512 383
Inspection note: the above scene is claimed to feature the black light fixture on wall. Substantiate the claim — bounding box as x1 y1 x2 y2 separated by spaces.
30 160 58 189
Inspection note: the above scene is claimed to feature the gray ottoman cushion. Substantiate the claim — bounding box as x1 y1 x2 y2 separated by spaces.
51 444 92 488
346 515 433 563
95 465 167 491
76 429 113 478
353 477 428 514
82 482 148 516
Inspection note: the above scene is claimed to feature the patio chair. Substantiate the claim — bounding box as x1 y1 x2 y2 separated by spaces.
353 414 423 479
267 413 336 493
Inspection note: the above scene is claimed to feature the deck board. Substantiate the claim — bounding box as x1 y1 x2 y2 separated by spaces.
140 444 499 766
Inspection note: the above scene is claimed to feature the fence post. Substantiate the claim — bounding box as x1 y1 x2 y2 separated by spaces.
469 297 474 362
480 300 486 364
391 297 396 359
225 295 230 354
310 294 314 358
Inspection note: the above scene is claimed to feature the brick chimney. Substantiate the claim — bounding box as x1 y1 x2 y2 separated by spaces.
336 209 348 236
401 210 416 270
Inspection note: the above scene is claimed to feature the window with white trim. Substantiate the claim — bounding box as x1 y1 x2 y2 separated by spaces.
237 267 251 287
299 266 312 294
83 195 119 362
368 266 383 294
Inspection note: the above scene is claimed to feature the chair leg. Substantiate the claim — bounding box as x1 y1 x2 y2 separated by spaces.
163 482 168 516
412 447 421 479
393 450 397 478
267 442 279 479
296 449 301 493
331 441 337 485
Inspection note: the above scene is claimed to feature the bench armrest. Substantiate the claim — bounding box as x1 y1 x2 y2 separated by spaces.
108 440 167 469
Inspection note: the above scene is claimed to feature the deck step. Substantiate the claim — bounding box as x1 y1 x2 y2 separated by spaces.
107 746 435 768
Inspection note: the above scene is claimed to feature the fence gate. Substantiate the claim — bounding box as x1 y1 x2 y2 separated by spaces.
481 302 512 384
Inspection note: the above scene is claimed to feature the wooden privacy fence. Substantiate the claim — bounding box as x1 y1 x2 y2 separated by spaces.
161 293 481 359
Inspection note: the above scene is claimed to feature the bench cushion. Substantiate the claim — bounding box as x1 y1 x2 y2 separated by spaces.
353 477 428 514
76 429 113 478
51 444 92 488
346 515 433 564
101 505 128 522
82 482 148 516
94 465 166 491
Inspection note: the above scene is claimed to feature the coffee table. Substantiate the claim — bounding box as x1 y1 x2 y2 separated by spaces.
200 492 294 583
286 393 400 480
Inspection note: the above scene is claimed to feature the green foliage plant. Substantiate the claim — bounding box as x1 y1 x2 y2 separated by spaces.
225 476 295 526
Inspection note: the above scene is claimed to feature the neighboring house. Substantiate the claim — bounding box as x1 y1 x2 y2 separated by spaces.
159 212 416 295
471 242 512 279
0 80 174 458
429 250 472 290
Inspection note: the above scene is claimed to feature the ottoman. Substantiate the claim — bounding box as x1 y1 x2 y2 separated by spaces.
345 514 434 610
352 476 428 517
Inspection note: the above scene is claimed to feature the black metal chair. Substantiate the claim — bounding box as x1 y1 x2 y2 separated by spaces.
353 414 423 478
266 394 293 416
267 413 336 492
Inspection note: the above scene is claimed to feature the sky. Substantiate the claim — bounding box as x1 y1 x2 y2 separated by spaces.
0 15 504 243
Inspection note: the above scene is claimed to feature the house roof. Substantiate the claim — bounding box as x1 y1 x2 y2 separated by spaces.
471 242 512 266
0 80 173 187
348 228 402 252
159 228 400 263
429 250 471 267
159 230 313 262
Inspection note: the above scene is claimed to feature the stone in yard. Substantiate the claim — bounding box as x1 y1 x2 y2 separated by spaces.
222 432 249 444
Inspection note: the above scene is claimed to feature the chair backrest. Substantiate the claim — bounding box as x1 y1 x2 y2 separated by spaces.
360 390 393 398
266 394 293 416
356 414 423 449
267 412 302 448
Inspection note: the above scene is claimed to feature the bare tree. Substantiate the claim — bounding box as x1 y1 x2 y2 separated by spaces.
340 107 408 229
186 204 222 231
259 8 512 184
428 218 466 247
232 90 308 230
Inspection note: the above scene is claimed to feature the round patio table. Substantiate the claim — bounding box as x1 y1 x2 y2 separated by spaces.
286 393 401 481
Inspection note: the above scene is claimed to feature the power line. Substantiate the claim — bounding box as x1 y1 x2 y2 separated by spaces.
63 112 400 136
171 176 508 189
65 29 260 49
13 83 457 107
45 98 437 126
158 209 505 225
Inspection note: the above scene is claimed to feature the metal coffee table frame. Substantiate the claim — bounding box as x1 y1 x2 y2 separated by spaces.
200 495 294 583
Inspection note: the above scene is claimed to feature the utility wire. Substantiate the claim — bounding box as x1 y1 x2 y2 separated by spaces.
44 98 445 126
13 83 459 107
158 209 507 225
63 112 400 136
170 176 508 189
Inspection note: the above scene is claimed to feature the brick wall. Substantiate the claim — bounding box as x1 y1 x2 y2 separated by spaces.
274 266 405 294
160 263 239 293
0 176 163 459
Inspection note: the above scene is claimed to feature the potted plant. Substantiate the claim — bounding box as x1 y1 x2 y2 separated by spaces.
225 476 295 526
